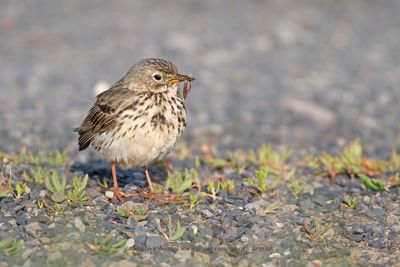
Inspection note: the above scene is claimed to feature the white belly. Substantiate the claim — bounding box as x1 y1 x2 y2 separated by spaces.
91 103 185 168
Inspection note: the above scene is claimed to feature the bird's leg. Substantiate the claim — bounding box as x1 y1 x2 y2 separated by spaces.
111 161 125 203
144 166 154 194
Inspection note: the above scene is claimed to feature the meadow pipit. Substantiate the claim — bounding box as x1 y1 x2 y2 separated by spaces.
75 58 194 202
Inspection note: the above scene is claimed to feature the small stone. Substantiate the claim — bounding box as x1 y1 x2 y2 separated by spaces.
191 225 198 235
127 217 137 226
201 209 213 218
193 252 211 263
269 253 280 258
137 221 147 227
240 235 249 242
74 218 85 233
105 191 114 199
126 238 135 248
160 263 171 267
283 250 291 256
25 222 41 233
282 204 299 212
245 199 267 212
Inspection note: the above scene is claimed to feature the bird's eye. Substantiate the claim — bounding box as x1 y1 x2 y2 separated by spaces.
153 73 162 81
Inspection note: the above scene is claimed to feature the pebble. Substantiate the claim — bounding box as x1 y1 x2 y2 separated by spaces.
25 222 41 233
74 218 85 233
105 191 114 199
126 238 135 248
201 209 214 218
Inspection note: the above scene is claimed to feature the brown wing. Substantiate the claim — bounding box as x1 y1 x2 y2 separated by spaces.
74 87 132 151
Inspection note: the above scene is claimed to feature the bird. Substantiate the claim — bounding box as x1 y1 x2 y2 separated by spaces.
75 58 194 202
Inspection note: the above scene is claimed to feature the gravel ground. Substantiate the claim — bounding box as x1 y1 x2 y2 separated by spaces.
1 0 400 266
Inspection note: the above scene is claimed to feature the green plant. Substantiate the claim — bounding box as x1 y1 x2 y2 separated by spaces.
302 219 333 241
0 238 25 255
301 155 320 169
14 181 27 199
158 216 186 242
133 205 149 221
30 167 48 184
45 172 67 203
358 173 385 191
227 151 247 174
343 195 358 209
388 150 400 172
87 235 126 254
338 139 363 180
166 169 197 195
185 192 202 209
116 203 149 221
201 178 220 200
319 153 345 186
244 167 280 193
49 150 69 166
53 202 65 213
250 145 292 173
68 175 89 204
289 179 304 198
0 172 12 198
97 177 109 189
220 179 235 195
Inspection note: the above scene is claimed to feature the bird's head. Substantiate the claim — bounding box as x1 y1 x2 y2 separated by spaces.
126 58 194 94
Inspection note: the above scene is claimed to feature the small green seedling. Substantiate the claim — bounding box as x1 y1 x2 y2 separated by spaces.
166 169 197 195
302 219 333 241
116 203 149 221
343 195 358 209
0 173 12 198
338 139 363 180
358 173 385 191
30 167 48 184
53 202 64 213
97 177 109 189
185 193 202 209
289 179 304 198
133 205 149 221
227 150 247 175
220 179 235 195
88 235 126 254
116 203 131 218
14 181 27 199
0 238 25 255
68 175 89 204
49 150 69 166
245 167 280 193
157 216 186 242
201 179 220 200
45 172 67 203
319 153 345 186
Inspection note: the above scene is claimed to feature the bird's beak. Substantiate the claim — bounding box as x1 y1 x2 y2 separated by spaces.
167 74 195 85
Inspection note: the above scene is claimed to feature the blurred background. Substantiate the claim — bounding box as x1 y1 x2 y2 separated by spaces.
1 0 399 155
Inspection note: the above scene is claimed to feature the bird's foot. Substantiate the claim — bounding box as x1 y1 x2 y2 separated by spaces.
112 187 126 203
